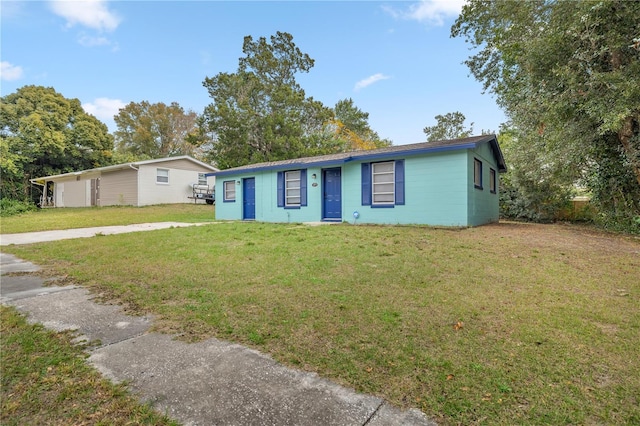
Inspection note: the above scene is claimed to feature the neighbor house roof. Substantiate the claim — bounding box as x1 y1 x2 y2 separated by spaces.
209 134 506 177
30 156 218 184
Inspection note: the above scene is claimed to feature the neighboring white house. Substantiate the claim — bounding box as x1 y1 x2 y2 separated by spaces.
30 156 218 208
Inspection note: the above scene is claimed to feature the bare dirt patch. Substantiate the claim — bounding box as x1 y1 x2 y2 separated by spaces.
483 221 640 254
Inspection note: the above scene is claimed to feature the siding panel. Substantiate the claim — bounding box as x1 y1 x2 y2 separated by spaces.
137 166 214 206
100 169 138 206
62 180 90 207
467 144 500 226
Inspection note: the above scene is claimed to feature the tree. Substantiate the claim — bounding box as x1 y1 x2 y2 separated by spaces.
114 101 203 160
423 111 474 141
497 125 574 221
201 31 335 169
452 0 640 231
329 98 392 150
0 85 113 202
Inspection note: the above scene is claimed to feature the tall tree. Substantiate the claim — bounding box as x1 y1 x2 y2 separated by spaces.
497 125 575 221
201 31 334 169
329 98 392 150
452 0 640 230
423 111 474 141
114 101 203 160
0 85 113 201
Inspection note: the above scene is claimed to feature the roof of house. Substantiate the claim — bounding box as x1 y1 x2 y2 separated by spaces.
30 156 219 184
210 134 506 177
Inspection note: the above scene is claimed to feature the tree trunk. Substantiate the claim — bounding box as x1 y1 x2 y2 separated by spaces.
611 46 640 187
618 114 640 187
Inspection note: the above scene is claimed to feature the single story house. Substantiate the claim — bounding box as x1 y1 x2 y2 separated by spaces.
209 134 507 227
31 156 218 208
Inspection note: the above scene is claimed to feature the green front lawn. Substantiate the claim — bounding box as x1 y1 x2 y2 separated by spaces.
0 204 215 234
2 219 639 425
0 306 178 426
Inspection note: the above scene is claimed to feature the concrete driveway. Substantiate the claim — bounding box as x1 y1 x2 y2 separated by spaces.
0 222 212 246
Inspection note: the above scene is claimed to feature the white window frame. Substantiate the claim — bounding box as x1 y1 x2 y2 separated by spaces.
285 170 301 207
156 168 169 184
198 173 207 186
223 180 236 202
372 161 395 205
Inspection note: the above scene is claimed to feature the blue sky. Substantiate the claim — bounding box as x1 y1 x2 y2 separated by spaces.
1 0 506 146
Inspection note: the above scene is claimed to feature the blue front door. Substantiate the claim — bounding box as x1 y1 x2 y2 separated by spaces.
243 178 255 220
322 168 342 221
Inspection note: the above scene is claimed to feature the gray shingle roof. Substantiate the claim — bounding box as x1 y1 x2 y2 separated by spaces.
211 134 506 176
31 156 218 183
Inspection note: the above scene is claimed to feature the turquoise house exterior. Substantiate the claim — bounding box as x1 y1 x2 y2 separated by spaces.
209 135 506 227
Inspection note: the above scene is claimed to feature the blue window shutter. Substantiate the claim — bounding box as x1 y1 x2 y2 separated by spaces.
395 160 405 205
361 163 371 205
277 171 284 207
300 169 307 206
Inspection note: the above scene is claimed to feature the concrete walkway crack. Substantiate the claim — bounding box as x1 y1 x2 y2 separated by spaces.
86 330 150 351
362 400 385 426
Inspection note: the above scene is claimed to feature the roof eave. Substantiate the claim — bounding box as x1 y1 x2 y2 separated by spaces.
210 143 481 177
132 155 218 171
486 137 508 173
30 155 218 182
209 157 348 177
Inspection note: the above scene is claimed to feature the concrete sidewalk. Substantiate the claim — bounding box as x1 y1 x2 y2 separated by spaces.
0 222 213 246
0 250 436 425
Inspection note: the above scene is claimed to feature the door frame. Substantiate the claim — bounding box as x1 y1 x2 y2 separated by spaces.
242 177 256 220
55 182 64 208
322 167 342 221
90 178 100 206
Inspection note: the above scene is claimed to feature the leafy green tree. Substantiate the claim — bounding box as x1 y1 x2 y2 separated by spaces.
330 98 392 150
452 0 640 231
498 126 574 221
0 85 113 202
201 31 334 169
114 101 203 160
423 112 474 141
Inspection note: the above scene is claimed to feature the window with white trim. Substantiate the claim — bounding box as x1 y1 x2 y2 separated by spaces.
285 170 301 207
156 168 169 184
474 158 483 189
277 170 307 208
198 173 207 186
223 180 236 202
372 161 395 205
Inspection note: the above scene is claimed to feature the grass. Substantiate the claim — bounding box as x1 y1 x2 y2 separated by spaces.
2 210 639 425
0 305 178 426
0 203 215 234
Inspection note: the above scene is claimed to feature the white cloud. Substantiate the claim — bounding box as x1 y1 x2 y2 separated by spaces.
354 73 391 91
1 61 24 81
383 0 465 26
49 0 121 32
78 33 110 47
83 97 126 121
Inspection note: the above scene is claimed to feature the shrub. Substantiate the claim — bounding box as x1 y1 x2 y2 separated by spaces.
0 198 37 217
593 210 640 235
499 178 572 223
